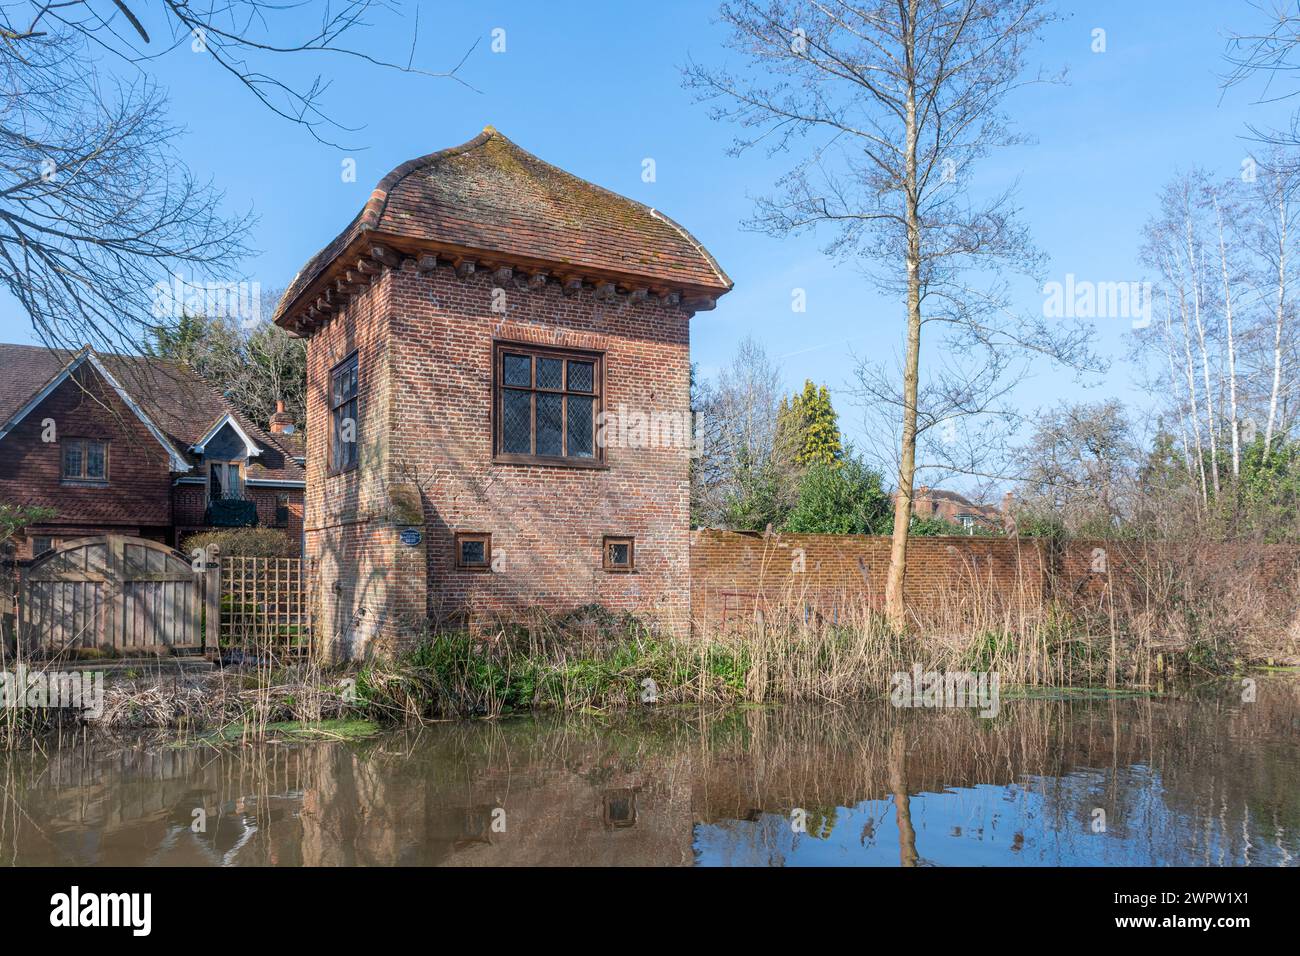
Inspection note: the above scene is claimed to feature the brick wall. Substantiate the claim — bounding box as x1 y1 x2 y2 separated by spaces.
391 265 692 631
0 367 175 546
173 482 304 547
689 530 1048 631
304 259 694 659
303 267 400 658
689 530 1300 634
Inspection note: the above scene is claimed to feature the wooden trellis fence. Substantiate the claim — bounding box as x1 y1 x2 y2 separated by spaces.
218 556 313 655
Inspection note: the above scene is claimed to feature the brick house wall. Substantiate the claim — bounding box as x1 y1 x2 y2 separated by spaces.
0 367 175 558
0 347 307 561
303 268 402 655
390 264 692 628
303 263 694 657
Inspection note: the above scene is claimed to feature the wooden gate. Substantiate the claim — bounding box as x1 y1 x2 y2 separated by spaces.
19 536 204 653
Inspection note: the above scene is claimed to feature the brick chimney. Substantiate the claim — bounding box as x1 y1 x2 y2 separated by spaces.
269 400 295 435
1001 491 1018 535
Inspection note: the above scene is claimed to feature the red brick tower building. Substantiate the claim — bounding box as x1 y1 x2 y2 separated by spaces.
274 128 731 658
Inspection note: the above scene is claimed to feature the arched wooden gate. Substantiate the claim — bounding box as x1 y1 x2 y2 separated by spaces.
19 536 204 652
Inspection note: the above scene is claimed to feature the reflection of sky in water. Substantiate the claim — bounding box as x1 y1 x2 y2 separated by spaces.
694 766 1300 867
6 684 1299 866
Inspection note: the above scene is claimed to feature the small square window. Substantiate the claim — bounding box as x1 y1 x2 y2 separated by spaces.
455 532 492 571
603 536 634 572
603 788 638 829
31 536 53 556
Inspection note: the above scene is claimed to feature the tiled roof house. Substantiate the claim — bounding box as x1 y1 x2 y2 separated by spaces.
275 127 731 658
0 344 305 557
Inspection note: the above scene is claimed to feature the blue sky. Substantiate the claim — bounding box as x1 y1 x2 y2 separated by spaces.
0 1 1290 461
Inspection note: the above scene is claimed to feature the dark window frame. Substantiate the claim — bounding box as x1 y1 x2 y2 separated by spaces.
603 535 635 572
603 788 638 829
492 340 606 468
60 438 109 483
455 531 493 572
329 352 360 476
31 536 53 556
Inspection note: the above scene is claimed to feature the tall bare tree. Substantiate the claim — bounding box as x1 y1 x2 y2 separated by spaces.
1243 157 1300 456
685 0 1099 627
1224 1 1300 174
0 1 473 356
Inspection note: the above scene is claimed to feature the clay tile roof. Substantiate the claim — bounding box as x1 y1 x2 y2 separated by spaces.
0 343 304 481
274 127 732 325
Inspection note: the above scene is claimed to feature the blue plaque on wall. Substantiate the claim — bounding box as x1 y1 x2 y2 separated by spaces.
400 528 423 547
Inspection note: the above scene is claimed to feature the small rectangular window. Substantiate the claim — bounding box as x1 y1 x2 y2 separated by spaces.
455 532 492 571
603 535 634 572
31 536 53 556
330 353 359 474
85 440 106 479
61 439 108 482
275 494 290 528
61 443 81 479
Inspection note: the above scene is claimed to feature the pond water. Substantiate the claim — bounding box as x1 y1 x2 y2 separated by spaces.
1 677 1297 866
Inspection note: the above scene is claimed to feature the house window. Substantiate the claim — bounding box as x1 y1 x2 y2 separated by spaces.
330 352 359 474
957 514 977 532
455 532 492 571
31 536 53 556
603 535 634 572
209 461 243 501
61 439 107 481
603 788 637 829
275 494 290 528
494 342 602 465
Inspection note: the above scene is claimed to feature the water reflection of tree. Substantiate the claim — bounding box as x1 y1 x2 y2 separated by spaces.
889 729 919 867
0 680 1297 865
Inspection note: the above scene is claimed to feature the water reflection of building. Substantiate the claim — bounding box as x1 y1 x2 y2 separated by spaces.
2 680 1297 866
